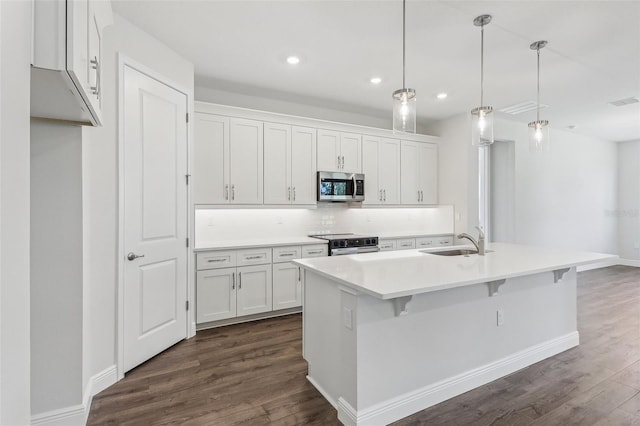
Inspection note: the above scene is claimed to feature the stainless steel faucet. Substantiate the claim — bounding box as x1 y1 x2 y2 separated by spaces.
457 226 486 255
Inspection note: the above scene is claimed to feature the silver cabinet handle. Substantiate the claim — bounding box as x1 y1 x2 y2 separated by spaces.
383 189 386 202
417 190 420 202
127 252 145 261
280 252 295 257
245 255 263 260
232 272 235 290
293 187 296 201
225 184 229 200
379 189 382 201
90 56 100 98
307 250 323 254
238 272 242 289
207 258 226 263
337 155 341 169
298 267 301 282
440 240 449 245
288 186 291 201
231 184 235 201
341 156 345 169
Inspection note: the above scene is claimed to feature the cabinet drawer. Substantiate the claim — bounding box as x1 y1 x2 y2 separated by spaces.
236 248 272 266
397 238 416 250
434 236 453 246
273 246 301 263
378 239 397 251
196 251 237 270
302 244 328 258
416 237 435 248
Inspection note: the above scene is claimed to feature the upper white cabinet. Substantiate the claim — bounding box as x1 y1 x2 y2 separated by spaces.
362 136 401 205
31 0 112 126
264 123 317 205
193 113 263 205
400 141 438 205
317 130 361 172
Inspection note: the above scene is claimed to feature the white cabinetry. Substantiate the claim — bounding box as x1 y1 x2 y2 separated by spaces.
264 123 317 205
196 248 272 323
379 236 453 252
401 141 438 205
31 0 112 126
193 114 263 204
196 243 327 326
362 136 401 205
317 130 361 172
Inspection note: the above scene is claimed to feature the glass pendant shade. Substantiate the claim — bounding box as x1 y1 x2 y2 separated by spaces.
471 106 494 146
471 15 493 146
528 120 549 151
393 88 416 133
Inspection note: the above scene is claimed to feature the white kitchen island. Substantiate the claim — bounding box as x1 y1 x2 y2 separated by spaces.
292 243 615 426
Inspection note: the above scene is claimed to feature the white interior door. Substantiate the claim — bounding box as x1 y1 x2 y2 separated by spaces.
123 65 188 372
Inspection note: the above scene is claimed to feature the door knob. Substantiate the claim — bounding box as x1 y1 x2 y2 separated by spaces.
127 252 145 261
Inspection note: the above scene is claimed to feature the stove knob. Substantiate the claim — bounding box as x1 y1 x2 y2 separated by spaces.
365 239 371 245
340 241 347 248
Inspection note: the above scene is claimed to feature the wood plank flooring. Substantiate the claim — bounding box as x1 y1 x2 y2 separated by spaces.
88 266 640 425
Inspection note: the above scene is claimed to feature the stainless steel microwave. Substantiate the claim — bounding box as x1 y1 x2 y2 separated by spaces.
317 171 365 202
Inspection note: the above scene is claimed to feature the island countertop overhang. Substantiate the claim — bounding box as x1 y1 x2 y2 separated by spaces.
292 242 617 300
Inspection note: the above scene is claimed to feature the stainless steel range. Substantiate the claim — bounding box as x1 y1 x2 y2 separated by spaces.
309 233 380 256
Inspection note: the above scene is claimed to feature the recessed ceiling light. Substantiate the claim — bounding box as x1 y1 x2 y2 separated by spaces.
370 77 382 85
286 56 300 65
436 93 448 100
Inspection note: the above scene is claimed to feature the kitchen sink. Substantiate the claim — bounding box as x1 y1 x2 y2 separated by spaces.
421 249 494 256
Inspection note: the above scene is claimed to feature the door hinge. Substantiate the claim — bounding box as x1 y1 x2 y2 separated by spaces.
186 237 189 247
186 174 191 185
186 113 189 123
186 300 189 310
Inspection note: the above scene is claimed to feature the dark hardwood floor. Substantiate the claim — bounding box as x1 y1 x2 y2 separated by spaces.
88 266 640 425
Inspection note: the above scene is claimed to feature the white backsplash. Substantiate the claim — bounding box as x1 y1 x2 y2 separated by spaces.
194 205 454 248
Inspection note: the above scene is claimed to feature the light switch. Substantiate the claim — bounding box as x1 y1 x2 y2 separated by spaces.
343 307 353 330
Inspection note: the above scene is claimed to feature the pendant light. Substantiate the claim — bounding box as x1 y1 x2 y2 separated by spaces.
529 40 549 151
392 0 416 133
471 15 494 146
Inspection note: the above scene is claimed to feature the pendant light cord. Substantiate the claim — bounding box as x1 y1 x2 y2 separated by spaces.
536 47 540 122
402 0 406 90
480 24 484 107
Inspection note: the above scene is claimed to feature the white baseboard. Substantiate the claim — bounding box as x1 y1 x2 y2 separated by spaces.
618 259 640 268
336 332 579 426
577 258 619 272
31 365 117 426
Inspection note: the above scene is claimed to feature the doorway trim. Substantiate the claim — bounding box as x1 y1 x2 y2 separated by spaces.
116 54 194 380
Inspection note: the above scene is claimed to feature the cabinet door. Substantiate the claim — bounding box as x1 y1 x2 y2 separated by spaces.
273 262 302 310
340 132 362 172
418 143 438 204
362 136 381 205
317 129 340 172
401 140 421 204
194 113 229 204
236 264 273 316
379 138 401 204
229 118 264 204
196 268 236 323
263 123 291 204
290 126 317 204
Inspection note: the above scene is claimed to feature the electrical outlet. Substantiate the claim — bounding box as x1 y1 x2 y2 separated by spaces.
497 309 504 326
343 307 353 330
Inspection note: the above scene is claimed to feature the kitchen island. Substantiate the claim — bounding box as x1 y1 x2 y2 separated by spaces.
292 243 615 426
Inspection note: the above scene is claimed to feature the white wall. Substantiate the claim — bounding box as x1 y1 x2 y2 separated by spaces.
431 113 618 253
82 12 194 384
617 140 640 261
196 84 391 129
0 0 32 423
31 122 83 414
195 206 454 248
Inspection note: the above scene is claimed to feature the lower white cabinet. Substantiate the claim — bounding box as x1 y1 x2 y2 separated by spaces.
196 243 327 326
272 262 302 310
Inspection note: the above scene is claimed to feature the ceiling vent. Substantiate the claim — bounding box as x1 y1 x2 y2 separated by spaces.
609 97 639 107
499 101 548 115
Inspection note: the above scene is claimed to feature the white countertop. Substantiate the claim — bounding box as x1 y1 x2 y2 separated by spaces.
193 236 325 251
292 242 617 299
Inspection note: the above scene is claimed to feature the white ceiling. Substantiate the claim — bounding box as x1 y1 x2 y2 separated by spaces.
112 1 640 142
